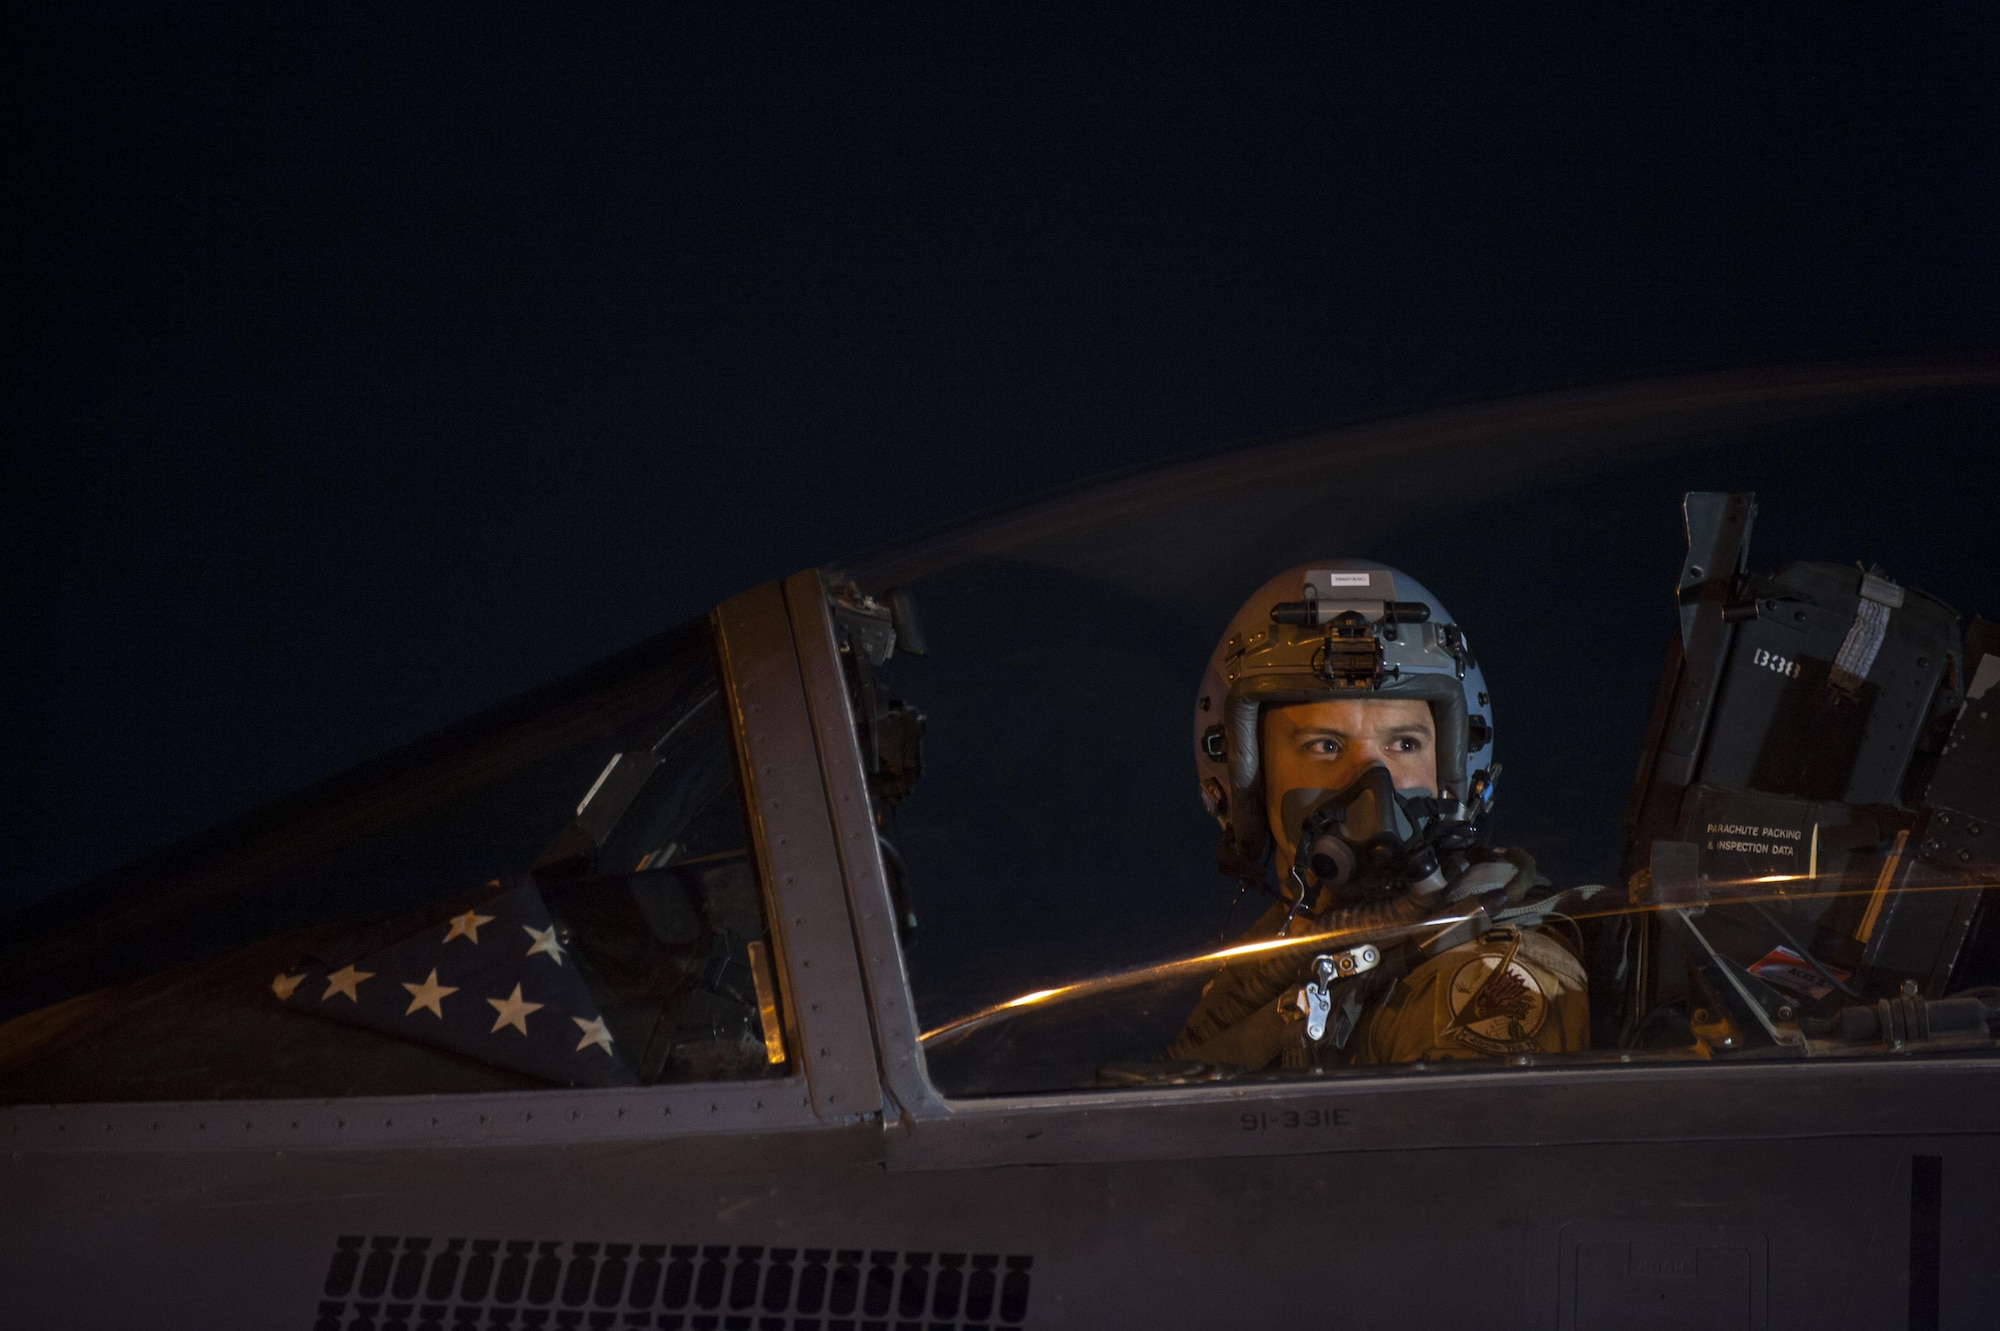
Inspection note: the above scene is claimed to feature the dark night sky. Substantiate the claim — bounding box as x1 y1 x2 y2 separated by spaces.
9 5 1999 911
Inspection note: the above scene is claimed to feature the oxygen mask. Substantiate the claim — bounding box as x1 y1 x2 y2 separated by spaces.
1278 763 1494 908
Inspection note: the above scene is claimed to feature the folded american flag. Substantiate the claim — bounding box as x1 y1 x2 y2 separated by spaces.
272 878 637 1088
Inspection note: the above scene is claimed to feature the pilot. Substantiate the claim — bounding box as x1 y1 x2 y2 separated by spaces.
1168 561 1589 1069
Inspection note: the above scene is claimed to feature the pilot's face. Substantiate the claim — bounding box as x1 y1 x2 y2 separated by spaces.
1261 697 1438 863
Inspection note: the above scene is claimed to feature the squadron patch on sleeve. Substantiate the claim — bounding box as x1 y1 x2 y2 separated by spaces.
1438 933 1550 1055
1348 923 1588 1065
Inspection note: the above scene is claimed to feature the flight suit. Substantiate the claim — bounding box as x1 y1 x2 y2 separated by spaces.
1169 896 1589 1070
1348 925 1588 1064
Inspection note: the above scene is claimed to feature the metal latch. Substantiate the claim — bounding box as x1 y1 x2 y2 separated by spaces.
1293 945 1383 1041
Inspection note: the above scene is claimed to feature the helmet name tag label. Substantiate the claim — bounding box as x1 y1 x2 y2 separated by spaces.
1305 567 1391 600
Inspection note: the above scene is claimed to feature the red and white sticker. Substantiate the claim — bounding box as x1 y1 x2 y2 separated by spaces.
1748 946 1850 1001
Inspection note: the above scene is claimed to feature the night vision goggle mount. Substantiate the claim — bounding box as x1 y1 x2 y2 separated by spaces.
1269 598 1437 690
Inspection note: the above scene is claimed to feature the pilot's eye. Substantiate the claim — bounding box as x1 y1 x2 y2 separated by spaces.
1307 738 1342 756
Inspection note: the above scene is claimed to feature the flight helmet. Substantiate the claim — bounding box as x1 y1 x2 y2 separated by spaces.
1192 560 1495 877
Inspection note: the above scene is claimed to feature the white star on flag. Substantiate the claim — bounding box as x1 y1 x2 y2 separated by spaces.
523 924 567 965
486 983 544 1036
443 909 496 944
401 968 459 1019
272 878 638 1087
572 1016 615 1055
322 965 374 1003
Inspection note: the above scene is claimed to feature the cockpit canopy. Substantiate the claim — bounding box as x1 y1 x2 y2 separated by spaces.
3 363 1999 1102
